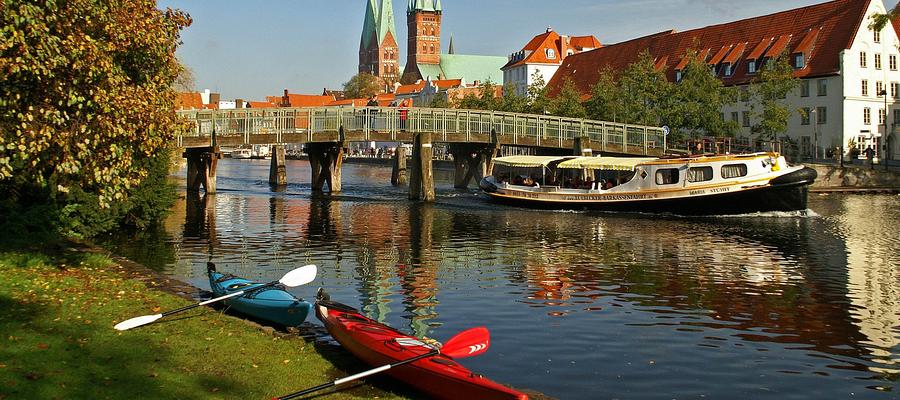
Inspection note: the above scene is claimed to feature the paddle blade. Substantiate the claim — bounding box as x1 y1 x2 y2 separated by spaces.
114 314 162 331
441 327 490 358
279 264 317 287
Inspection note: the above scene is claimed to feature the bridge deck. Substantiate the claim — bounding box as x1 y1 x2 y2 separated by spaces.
177 107 667 156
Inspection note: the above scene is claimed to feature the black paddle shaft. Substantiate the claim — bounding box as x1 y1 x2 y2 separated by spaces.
161 281 276 317
278 349 440 400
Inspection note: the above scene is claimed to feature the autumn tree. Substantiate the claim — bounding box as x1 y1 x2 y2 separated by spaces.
749 54 800 141
1 0 191 238
343 73 383 99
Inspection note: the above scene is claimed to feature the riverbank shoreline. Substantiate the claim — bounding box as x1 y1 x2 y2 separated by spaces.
0 243 419 400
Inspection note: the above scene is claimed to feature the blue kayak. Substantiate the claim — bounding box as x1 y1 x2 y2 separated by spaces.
206 263 312 327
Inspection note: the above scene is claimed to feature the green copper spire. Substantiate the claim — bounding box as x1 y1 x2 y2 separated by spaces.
361 0 378 49
448 32 454 54
409 0 440 13
377 0 397 44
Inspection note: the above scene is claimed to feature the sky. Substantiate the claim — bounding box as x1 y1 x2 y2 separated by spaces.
160 0 900 101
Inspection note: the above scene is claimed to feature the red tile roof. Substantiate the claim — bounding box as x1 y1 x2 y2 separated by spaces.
246 101 276 109
763 35 792 59
503 30 601 70
722 42 747 64
283 93 335 108
395 81 426 95
570 35 602 51
434 78 463 89
175 92 203 110
548 0 869 96
328 98 369 107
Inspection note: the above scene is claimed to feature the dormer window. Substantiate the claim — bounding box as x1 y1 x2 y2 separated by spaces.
546 49 556 59
675 70 683 82
748 59 757 74
794 53 805 69
723 63 734 76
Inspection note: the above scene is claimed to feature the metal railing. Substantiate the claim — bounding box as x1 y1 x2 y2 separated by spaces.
176 107 667 155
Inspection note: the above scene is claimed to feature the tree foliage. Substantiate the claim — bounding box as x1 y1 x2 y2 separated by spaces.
549 78 586 119
749 54 800 140
1 0 190 237
343 73 383 99
667 50 738 138
585 67 622 122
617 51 672 126
526 70 551 115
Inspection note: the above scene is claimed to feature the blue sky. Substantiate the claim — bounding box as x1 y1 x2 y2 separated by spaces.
161 0 900 100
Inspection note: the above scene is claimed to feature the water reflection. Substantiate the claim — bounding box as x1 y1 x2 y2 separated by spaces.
100 161 898 398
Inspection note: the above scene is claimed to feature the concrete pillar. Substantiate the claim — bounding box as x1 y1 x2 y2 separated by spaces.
392 144 408 186
307 142 345 193
183 146 221 194
269 145 287 186
409 132 435 201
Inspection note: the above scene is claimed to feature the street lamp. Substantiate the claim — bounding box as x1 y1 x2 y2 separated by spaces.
880 89 888 168
811 107 818 160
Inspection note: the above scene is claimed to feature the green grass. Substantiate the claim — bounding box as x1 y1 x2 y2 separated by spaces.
0 250 419 400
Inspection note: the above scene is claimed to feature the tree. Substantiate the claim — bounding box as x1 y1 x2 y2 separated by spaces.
497 83 528 113
343 73 382 99
668 50 739 138
427 94 449 109
173 57 196 92
869 9 898 33
585 67 623 122
618 51 672 126
1 0 191 233
549 78 587 119
749 54 800 141
526 70 551 115
454 80 500 111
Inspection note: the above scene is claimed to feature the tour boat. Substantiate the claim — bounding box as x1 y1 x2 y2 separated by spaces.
479 152 817 215
207 264 312 326
231 148 253 159
315 290 529 400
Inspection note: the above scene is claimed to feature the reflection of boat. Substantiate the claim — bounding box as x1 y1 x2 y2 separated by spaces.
232 148 253 159
315 291 528 400
479 152 817 215
207 263 312 327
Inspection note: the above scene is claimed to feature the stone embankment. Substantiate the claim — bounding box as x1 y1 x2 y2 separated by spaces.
809 163 900 193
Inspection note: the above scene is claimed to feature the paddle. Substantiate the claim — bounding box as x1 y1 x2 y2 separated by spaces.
113 264 317 331
276 326 490 400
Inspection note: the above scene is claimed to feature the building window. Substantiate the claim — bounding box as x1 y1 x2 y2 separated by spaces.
875 29 881 43
816 107 827 124
877 81 884 97
675 70 683 82
688 167 713 183
862 79 869 96
891 55 897 71
801 107 811 125
546 48 556 59
748 60 757 74
817 79 827 96
794 53 805 69
880 108 886 125
875 53 882 70
723 63 734 76
742 111 751 127
800 80 810 97
860 51 867 68
655 168 680 185
893 82 899 99
731 111 739 122
894 109 900 126
864 107 871 125
721 164 748 179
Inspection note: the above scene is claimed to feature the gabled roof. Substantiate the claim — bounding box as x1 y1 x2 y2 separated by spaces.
434 78 462 89
548 0 871 97
283 94 336 108
570 36 602 51
503 30 602 70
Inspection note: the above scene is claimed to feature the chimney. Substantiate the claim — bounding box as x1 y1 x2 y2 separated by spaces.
235 99 245 108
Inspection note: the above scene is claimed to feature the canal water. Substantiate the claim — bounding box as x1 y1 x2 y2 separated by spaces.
103 158 898 399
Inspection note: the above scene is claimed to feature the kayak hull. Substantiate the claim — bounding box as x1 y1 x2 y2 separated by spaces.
207 267 312 327
315 295 528 400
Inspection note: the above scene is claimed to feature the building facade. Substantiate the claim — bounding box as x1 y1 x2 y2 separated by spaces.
547 0 898 161
503 28 601 96
359 0 400 85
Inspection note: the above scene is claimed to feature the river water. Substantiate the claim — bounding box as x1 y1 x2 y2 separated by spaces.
103 158 899 399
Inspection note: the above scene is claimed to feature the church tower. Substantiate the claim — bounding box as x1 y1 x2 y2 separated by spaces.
402 0 442 83
359 0 400 85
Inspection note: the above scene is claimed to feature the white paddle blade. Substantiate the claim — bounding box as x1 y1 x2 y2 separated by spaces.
114 314 163 331
279 264 317 287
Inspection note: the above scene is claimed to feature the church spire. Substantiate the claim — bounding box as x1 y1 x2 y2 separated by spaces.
360 0 378 49
377 0 397 44
448 33 454 54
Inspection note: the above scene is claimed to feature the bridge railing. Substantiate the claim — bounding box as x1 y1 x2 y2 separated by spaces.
177 107 666 154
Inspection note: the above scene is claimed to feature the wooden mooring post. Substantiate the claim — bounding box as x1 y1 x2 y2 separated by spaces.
269 145 287 186
409 132 435 201
183 146 221 194
392 144 408 186
307 142 345 193
448 131 500 189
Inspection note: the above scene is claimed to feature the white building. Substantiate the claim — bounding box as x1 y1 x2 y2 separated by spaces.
502 28 600 97
549 0 899 162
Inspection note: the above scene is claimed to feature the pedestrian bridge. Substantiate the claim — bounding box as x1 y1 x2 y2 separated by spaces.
175 107 667 201
176 107 667 156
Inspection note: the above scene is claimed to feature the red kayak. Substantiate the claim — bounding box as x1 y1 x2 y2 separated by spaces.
315 291 529 400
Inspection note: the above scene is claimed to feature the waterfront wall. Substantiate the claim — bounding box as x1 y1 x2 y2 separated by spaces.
810 164 900 188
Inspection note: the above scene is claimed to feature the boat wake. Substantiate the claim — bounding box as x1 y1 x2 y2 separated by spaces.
702 209 820 219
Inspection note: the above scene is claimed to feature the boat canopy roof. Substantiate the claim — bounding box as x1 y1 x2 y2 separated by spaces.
557 157 657 171
493 155 573 168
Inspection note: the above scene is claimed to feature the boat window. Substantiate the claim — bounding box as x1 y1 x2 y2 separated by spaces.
687 166 713 182
721 164 748 179
655 168 680 185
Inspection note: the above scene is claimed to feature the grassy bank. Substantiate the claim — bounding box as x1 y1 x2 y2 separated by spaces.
0 249 416 400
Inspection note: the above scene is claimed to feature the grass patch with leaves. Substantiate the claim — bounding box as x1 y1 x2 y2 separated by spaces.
0 250 419 400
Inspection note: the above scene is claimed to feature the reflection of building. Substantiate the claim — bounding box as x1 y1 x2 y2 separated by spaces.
548 0 899 161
